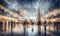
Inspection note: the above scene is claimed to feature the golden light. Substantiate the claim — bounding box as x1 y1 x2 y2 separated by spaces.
12 24 24 34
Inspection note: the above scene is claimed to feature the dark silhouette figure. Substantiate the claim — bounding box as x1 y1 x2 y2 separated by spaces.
44 21 48 36
22 20 27 36
11 21 14 36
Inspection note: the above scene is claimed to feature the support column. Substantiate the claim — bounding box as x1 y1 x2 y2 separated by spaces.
52 21 54 31
49 22 50 31
8 21 11 32
58 22 59 31
9 21 11 32
6 21 8 32
2 21 5 32
4 21 6 32
54 22 55 31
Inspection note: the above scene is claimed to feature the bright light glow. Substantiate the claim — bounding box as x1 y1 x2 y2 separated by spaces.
12 24 24 34
26 25 38 36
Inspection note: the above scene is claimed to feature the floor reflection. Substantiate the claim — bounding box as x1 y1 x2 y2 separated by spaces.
25 25 38 36
0 22 60 36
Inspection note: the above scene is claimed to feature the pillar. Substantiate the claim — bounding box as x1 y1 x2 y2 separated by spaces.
6 21 8 32
2 21 5 32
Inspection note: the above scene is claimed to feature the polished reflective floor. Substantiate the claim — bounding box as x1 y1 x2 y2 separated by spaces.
0 23 60 36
